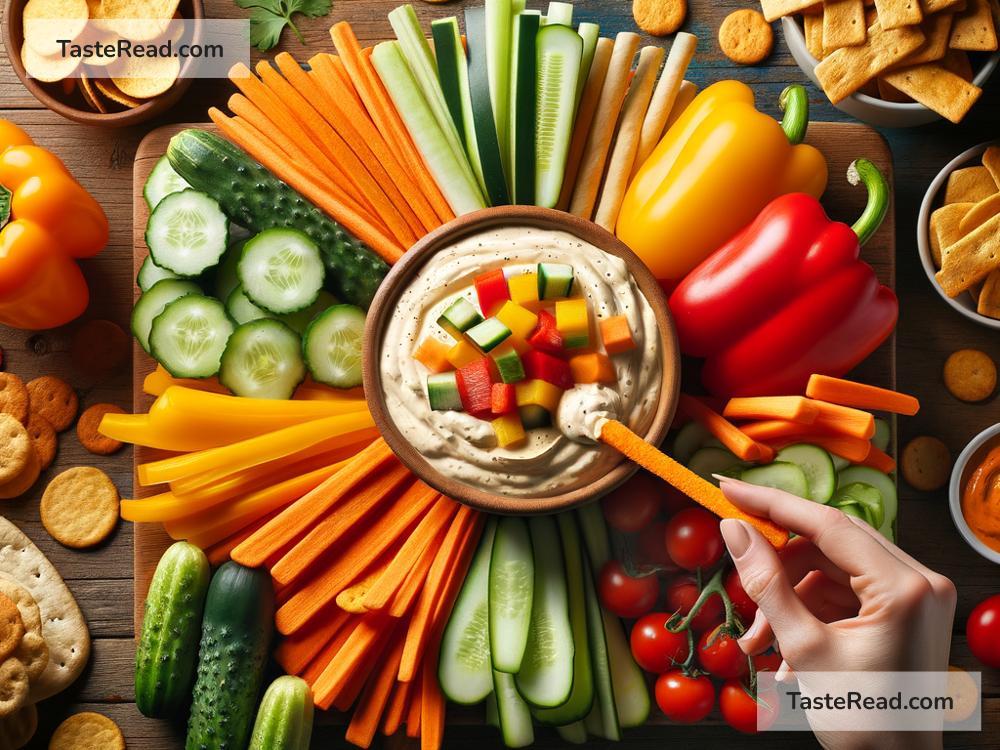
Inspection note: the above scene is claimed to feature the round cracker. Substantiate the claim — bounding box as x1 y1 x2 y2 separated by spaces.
0 579 41 636
76 404 125 455
26 376 78 432
25 414 56 471
0 703 38 750
0 595 24 663
14 631 48 683
943 348 996 402
50 712 125 750
0 375 29 425
632 0 686 36
40 467 119 549
902 436 951 492
0 445 40 501
0 658 28 718
719 9 773 65
22 0 89 57
111 53 180 99
0 416 31 486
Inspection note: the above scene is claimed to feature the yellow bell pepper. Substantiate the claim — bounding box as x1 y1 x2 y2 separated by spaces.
0 120 108 329
617 82 828 284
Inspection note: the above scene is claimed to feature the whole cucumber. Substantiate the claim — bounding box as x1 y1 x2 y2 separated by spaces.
135 541 210 718
166 129 389 309
186 562 274 750
248 676 314 750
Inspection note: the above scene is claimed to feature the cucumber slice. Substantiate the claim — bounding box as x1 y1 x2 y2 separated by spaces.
486 690 500 729
509 11 539 204
465 6 512 205
672 421 711 464
538 262 574 299
575 501 611 568
137 255 181 292
432 17 469 151
238 228 324 315
213 241 245 301
873 418 891 452
832 454 851 472
688 447 745 484
439 518 497 705
485 0 513 179
489 516 534 674
226 284 270 326
131 279 202 353
146 189 229 276
467 317 511 352
741 462 810 499
219 319 305 399
534 25 582 208
775 444 837 503
575 23 600 106
149 294 233 378
438 297 484 337
831 482 884 530
545 1 573 25
556 722 587 744
604 605 650 728
144 154 190 210
580 554 620 741
493 670 534 748
838 466 897 541
281 290 337 335
427 372 463 411
516 516 574 708
302 304 365 389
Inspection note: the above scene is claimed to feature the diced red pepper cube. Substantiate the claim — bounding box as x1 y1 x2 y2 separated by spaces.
522 349 574 390
456 357 496 419
528 310 564 355
474 269 511 317
491 383 517 415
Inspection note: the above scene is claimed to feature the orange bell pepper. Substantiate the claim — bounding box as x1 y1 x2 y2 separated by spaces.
0 120 108 329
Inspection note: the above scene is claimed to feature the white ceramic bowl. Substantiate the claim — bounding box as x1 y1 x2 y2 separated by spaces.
782 17 1000 128
949 423 1000 565
916 141 1000 330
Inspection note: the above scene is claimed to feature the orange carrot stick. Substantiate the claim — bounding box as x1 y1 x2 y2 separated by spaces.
599 419 789 547
420 652 446 750
679 394 766 462
810 400 877 440
203 510 281 567
406 677 422 738
766 433 872 463
363 495 458 612
858 444 896 473
345 628 408 748
333 619 402 713
723 396 820 424
389 523 448 618
209 109 405 263
231 440 397 568
302 617 356 685
739 419 821 443
313 612 392 710
383 677 413 736
275 605 351 674
806 374 920 416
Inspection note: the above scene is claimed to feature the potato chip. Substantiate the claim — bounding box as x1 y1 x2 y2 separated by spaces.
936 212 1000 296
21 43 80 83
959 191 1000 233
823 0 868 50
874 0 924 29
110 54 179 99
982 145 1000 187
92 77 143 107
22 0 89 56
944 166 997 204
78 75 106 112
950 0 998 49
880 62 982 122
98 0 180 41
814 20 925 102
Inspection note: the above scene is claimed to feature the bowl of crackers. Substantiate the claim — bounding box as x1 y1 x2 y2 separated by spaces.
918 141 1000 329
3 0 203 126
769 0 999 127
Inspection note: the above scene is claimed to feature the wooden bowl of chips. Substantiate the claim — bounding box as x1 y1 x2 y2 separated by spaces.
3 0 203 127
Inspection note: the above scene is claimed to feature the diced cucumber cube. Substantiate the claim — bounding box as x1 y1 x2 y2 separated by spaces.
538 263 574 299
519 404 552 429
467 317 511 352
493 346 525 384
428 372 463 411
438 297 484 339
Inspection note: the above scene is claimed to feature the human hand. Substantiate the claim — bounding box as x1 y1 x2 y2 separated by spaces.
717 477 957 749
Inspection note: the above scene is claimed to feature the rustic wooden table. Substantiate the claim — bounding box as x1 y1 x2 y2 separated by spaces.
0 0 997 747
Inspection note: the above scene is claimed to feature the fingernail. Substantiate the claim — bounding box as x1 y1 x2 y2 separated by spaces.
720 518 752 558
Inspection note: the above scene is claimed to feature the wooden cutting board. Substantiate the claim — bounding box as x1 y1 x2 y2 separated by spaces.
131 121 897 630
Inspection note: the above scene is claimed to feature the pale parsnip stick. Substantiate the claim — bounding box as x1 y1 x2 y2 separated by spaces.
569 32 640 220
632 32 698 176
593 46 664 231
664 80 698 131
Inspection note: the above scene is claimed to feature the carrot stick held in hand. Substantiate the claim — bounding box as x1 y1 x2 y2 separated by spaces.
597 418 789 548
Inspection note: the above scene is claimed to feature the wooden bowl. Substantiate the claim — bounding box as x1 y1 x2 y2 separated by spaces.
363 206 681 515
3 0 203 127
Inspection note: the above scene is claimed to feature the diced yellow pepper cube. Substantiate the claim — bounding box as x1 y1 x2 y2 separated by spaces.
508 273 540 308
496 301 538 342
492 413 526 448
447 340 481 368
515 378 563 412
556 298 590 349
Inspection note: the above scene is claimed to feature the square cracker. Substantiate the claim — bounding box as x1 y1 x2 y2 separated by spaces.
762 0 822 20
959 191 1000 233
0 518 90 703
898 12 956 65
877 76 914 100
923 0 965 12
936 212 1000 296
824 0 868 48
874 0 924 28
949 0 998 49
944 166 997 204
981 145 1000 186
880 62 982 122
976 269 1000 317
804 14 827 57
930 202 972 266
814 20 925 101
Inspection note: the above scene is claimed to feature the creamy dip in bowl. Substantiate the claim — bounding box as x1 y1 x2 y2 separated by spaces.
363 207 680 514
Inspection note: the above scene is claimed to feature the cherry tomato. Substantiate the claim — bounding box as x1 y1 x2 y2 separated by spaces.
655 670 715 723
697 624 748 679
661 484 696 516
725 568 759 624
664 575 723 632
598 561 658 619
720 678 778 734
665 508 724 571
967 593 1000 668
602 472 662 533
637 521 674 568
752 651 783 673
630 612 691 673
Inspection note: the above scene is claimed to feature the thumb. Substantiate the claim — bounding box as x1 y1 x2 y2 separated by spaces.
720 518 824 655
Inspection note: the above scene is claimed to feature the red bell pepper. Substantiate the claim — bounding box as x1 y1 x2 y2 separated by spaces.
456 358 496 419
527 310 564 355
669 159 897 397
523 350 574 390
491 383 517 415
474 269 510 317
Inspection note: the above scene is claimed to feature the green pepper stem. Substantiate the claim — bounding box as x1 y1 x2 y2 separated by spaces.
847 159 889 247
779 85 809 145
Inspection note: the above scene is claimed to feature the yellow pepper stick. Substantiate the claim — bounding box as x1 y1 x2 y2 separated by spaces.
143 365 228 397
293 383 366 401
137 411 376 487
97 413 155 447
